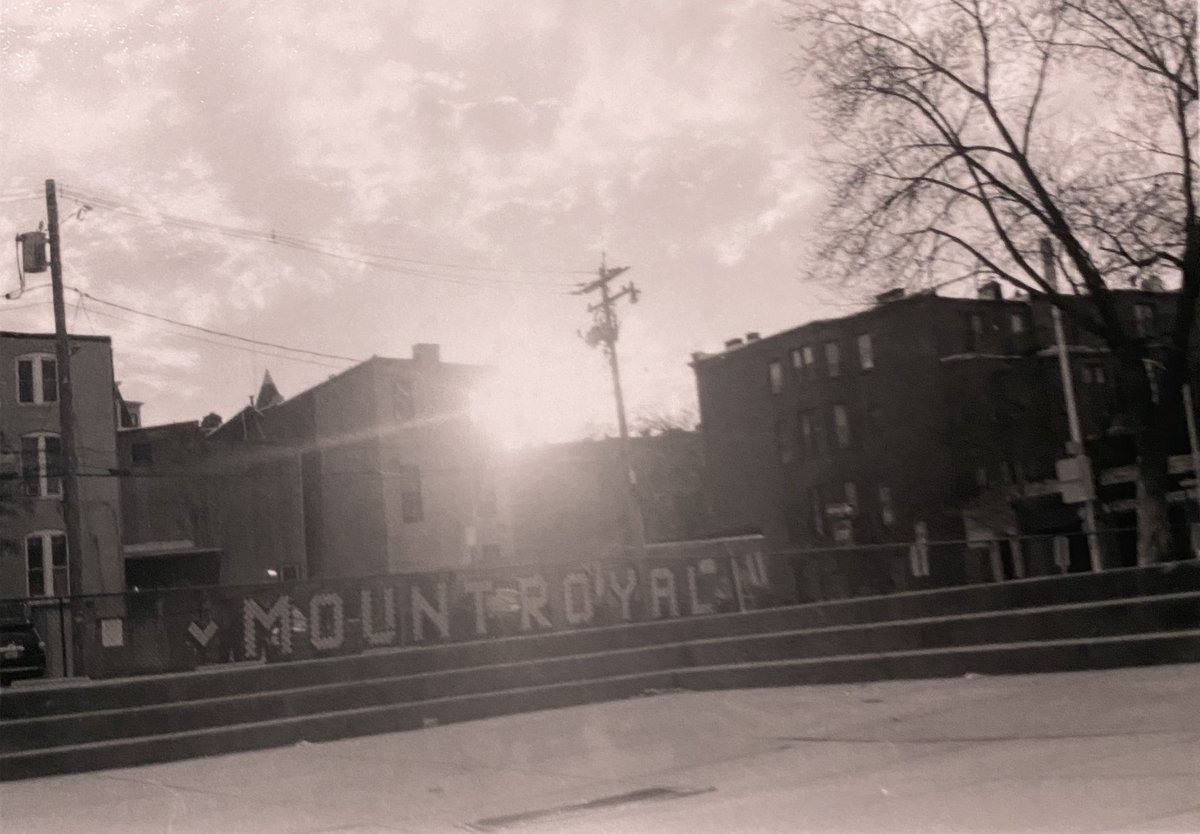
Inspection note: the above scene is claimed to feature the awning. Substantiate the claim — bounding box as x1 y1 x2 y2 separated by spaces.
123 541 222 560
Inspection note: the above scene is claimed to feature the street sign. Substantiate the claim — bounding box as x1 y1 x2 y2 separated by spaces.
1056 455 1095 503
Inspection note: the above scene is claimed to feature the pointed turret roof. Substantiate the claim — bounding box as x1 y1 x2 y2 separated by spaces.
255 370 284 410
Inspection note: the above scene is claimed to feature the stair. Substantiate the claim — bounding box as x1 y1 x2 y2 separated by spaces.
2 561 1197 781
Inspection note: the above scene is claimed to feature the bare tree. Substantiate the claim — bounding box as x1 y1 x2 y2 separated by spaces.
789 0 1197 563
633 407 700 437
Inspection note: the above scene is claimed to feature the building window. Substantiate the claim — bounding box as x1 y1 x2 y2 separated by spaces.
879 485 895 527
866 403 885 436
21 433 62 498
856 334 874 371
975 466 990 488
26 531 68 597
398 465 423 523
833 404 851 449
966 313 985 351
1010 313 1026 335
824 342 841 378
774 419 791 463
16 354 57 405
844 481 858 510
1133 303 1155 338
131 442 153 465
801 346 815 379
768 360 784 394
797 410 815 456
811 487 825 536
391 379 414 422
790 348 805 378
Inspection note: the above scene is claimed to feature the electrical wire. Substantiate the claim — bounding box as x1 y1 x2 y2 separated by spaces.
0 192 40 205
58 185 590 291
76 300 351 371
69 288 361 364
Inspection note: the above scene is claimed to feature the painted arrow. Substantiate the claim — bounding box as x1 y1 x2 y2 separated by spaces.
187 620 218 647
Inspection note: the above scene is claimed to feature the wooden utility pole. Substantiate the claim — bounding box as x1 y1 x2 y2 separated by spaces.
577 253 645 551
46 180 85 623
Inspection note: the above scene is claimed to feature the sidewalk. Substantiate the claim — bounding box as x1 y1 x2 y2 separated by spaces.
3 663 1198 833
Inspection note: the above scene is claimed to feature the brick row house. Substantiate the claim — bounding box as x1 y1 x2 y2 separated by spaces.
693 286 1195 594
0 332 125 602
117 344 514 587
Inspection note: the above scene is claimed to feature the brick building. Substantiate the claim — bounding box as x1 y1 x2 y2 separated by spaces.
692 286 1193 571
118 344 512 586
0 332 124 600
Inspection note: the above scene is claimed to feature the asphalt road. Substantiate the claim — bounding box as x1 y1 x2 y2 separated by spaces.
3 663 1198 833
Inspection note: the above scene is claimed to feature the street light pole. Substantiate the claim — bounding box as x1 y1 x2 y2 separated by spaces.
1041 238 1102 572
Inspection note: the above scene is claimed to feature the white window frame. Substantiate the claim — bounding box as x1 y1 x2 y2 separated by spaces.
21 432 62 498
15 353 58 405
856 334 874 371
25 529 68 597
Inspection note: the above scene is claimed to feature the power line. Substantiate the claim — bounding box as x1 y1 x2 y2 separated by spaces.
58 185 589 290
70 288 362 364
75 298 351 370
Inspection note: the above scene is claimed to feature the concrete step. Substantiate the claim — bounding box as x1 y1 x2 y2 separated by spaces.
5 561 1196 720
3 590 1197 757
3 628 1196 782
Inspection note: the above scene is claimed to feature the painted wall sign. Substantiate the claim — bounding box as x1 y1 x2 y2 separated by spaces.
88 537 792 676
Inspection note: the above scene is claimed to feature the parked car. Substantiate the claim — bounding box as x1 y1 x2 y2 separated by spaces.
0 618 47 686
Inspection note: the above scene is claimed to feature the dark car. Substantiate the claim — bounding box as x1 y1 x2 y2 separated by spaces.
0 618 47 686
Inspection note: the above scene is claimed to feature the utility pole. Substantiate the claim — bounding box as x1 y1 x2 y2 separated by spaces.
1042 238 1102 572
46 180 85 651
576 253 645 552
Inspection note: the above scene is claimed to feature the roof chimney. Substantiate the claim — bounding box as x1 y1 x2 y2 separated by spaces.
977 280 1002 300
412 343 440 364
875 287 906 304
724 337 744 350
746 332 761 341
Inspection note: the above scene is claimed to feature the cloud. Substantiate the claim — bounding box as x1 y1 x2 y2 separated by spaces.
1 0 829 438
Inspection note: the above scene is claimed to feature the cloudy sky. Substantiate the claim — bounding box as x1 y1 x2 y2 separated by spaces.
0 0 839 445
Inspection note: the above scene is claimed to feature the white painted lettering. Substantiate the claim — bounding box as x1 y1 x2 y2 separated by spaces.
608 567 638 621
650 568 679 619
518 575 553 631
562 572 593 625
361 587 397 647
243 596 291 657
687 566 715 615
309 592 345 650
462 579 494 636
411 582 450 642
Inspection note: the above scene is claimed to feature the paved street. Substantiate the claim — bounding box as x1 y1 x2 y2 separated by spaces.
3 663 1198 833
